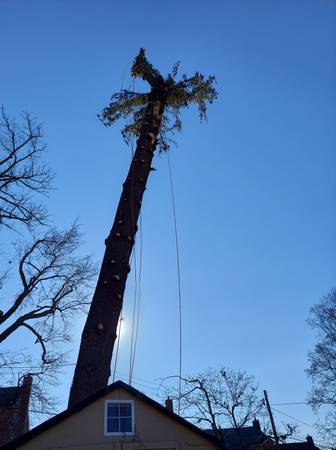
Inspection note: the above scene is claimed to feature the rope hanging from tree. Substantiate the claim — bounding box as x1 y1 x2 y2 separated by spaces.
167 154 183 414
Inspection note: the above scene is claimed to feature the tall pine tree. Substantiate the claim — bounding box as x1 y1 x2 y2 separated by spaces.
68 49 217 407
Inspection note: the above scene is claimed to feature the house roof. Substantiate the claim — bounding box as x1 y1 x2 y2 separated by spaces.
280 441 320 450
221 426 269 450
0 380 220 450
206 422 270 450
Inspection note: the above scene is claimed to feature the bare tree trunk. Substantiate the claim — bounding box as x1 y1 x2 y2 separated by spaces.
68 86 166 407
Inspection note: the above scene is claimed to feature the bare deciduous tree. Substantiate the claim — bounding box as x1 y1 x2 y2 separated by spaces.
307 288 336 445
0 223 96 420
0 108 97 419
0 108 53 231
0 224 96 360
166 368 263 448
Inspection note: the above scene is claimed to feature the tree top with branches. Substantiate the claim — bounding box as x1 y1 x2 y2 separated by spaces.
99 48 218 152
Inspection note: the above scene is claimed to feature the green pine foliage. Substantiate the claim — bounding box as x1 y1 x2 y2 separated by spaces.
99 50 217 152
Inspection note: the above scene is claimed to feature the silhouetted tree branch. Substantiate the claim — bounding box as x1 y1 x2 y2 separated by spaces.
0 224 96 357
0 108 53 231
307 288 336 445
262 421 298 444
0 223 96 421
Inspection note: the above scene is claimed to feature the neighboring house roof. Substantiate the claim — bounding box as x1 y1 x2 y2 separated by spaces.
206 420 270 450
221 426 269 450
280 439 320 450
0 380 220 450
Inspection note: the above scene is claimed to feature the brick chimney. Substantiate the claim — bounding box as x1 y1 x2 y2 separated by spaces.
252 418 261 432
0 374 33 446
306 435 315 448
165 397 174 413
18 375 33 434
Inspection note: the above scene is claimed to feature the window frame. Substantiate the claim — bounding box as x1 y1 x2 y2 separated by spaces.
104 399 135 436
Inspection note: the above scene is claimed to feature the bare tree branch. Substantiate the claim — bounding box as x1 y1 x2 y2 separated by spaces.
21 323 48 363
0 224 96 347
0 108 53 231
0 224 96 422
307 288 336 445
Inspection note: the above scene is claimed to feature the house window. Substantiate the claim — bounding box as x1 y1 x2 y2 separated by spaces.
105 400 134 435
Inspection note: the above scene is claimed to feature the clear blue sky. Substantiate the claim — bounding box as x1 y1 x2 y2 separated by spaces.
1 0 335 445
